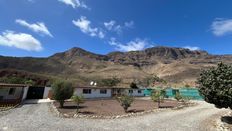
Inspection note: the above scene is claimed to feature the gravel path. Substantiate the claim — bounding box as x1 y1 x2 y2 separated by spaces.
0 101 229 131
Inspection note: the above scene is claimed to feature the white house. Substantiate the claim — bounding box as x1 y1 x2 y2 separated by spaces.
127 88 145 97
75 86 145 98
74 86 112 98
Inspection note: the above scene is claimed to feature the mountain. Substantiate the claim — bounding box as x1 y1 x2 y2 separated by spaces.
0 46 231 87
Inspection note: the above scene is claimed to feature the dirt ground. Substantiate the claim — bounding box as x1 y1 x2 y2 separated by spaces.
54 99 180 116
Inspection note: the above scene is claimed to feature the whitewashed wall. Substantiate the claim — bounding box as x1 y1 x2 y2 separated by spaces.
0 87 23 99
74 88 112 98
43 87 51 99
22 87 29 100
126 89 144 97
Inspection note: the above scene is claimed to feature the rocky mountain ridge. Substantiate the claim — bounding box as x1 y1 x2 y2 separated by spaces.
0 46 231 87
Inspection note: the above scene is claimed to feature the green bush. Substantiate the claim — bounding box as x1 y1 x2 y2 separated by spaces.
174 91 182 101
151 89 166 108
130 82 138 89
116 95 134 112
71 95 84 113
197 63 232 109
52 81 74 108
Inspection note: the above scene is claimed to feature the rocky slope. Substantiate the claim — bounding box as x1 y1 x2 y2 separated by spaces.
0 46 231 87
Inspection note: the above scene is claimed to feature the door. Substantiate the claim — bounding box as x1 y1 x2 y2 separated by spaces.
26 86 45 99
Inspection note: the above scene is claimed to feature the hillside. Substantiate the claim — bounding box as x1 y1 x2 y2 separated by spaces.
0 46 231 87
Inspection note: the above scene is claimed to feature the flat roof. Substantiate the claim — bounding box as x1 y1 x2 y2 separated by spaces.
76 86 144 89
0 83 27 87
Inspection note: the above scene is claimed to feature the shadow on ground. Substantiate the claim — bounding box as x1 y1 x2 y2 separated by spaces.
221 116 232 124
61 106 87 109
128 109 144 113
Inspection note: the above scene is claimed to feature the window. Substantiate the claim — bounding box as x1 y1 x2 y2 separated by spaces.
0 96 3 100
8 88 16 95
129 90 133 94
138 90 142 93
100 89 107 94
83 89 91 94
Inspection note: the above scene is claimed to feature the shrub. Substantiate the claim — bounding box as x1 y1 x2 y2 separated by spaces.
71 95 84 113
130 82 138 89
151 89 166 108
116 95 134 112
174 90 182 101
197 63 232 109
24 79 35 86
52 81 74 108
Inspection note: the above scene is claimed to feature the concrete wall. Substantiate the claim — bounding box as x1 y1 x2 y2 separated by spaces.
43 87 51 99
126 89 144 97
0 87 23 100
22 87 29 100
74 88 112 98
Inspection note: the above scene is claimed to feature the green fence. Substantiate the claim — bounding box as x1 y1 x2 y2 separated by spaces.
144 88 203 100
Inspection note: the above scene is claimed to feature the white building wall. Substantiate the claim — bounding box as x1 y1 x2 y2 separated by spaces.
22 87 29 100
0 87 23 100
127 89 144 97
43 87 51 99
74 88 112 98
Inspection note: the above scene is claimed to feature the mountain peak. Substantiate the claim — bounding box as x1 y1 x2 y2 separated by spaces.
50 47 108 61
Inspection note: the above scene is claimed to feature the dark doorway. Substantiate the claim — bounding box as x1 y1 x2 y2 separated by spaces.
26 86 45 99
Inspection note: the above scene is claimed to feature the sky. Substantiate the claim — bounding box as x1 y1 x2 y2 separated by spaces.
0 0 232 57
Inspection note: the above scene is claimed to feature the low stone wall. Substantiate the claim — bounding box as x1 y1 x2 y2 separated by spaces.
50 101 195 119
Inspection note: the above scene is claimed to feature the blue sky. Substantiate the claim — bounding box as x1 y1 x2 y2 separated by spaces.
0 0 232 57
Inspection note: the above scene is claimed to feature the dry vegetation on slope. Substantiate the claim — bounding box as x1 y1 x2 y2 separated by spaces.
0 46 231 87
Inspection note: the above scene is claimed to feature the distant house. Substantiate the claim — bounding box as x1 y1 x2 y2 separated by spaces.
0 83 51 105
75 86 144 98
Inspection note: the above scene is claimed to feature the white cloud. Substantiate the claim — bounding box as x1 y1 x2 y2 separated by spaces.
104 20 134 34
211 18 232 36
104 20 122 34
124 21 134 28
104 21 115 30
16 19 53 37
0 31 43 51
72 16 105 39
27 0 35 2
183 46 200 51
109 38 152 52
58 0 88 9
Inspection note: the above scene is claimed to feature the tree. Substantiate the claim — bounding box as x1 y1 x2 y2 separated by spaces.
130 82 138 89
116 95 134 112
52 81 74 108
151 89 166 108
197 63 232 109
71 95 84 113
174 90 182 101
